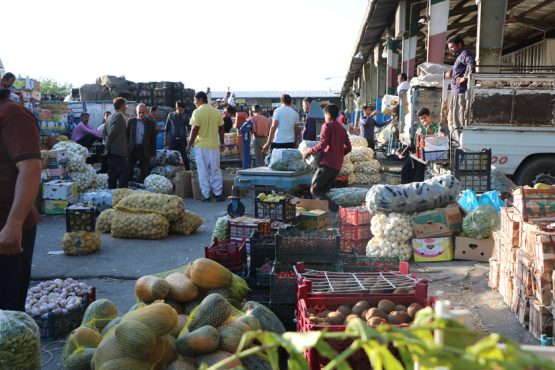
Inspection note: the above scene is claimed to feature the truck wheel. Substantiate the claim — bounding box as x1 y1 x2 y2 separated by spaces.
514 156 555 186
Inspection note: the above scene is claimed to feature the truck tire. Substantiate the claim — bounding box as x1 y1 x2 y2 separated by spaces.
513 155 555 186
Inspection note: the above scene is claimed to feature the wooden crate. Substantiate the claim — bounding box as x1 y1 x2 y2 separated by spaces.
499 271 513 307
512 187 555 222
515 250 533 295
533 269 553 304
488 258 499 290
521 222 555 273
501 207 521 247
529 298 554 340
516 296 530 328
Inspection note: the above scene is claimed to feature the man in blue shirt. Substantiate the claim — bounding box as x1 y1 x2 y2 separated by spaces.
359 105 391 149
165 101 191 170
301 97 316 141
445 35 475 143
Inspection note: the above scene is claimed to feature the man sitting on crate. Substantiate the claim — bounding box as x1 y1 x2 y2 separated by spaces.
302 104 351 223
399 108 441 184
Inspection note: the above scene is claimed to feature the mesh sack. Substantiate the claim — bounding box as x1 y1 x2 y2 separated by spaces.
267 149 308 171
115 193 184 221
170 211 204 236
329 187 369 207
69 165 98 193
53 141 88 171
462 204 500 239
348 135 368 148
156 149 184 166
348 172 381 185
62 231 101 256
151 165 179 184
112 188 141 207
366 238 412 262
349 147 374 163
96 209 115 233
111 210 169 240
353 159 380 174
144 174 174 194
0 310 41 370
339 154 354 177
298 141 321 169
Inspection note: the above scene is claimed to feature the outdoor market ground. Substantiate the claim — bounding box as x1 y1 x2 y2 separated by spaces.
34 188 537 369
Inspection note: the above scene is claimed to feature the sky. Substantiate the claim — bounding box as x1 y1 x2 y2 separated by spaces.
1 0 368 93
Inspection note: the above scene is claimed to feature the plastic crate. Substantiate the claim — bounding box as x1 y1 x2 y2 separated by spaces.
275 229 340 264
255 197 296 223
340 223 371 241
340 205 371 226
34 288 96 339
339 253 402 273
249 232 276 271
65 204 96 232
452 148 492 192
270 302 297 331
228 216 271 238
256 262 273 287
297 285 431 370
204 238 247 271
340 239 368 254
270 262 340 304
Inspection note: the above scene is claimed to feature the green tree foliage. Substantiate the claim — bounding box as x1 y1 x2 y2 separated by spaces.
39 78 73 98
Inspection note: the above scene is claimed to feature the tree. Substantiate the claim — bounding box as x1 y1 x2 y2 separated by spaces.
39 78 73 98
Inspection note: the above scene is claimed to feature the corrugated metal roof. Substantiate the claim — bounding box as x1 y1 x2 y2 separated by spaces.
211 91 339 99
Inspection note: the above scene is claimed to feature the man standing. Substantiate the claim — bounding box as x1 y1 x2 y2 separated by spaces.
359 105 392 149
262 94 299 154
397 73 410 95
71 113 103 150
302 104 351 214
127 103 156 183
0 73 24 105
301 97 316 141
223 106 236 133
353 92 363 128
0 88 42 310
148 106 159 121
250 104 271 167
165 102 191 170
186 91 225 202
446 35 475 142
105 97 129 188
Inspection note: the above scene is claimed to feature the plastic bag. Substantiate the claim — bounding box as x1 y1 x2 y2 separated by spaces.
381 94 399 115
298 141 321 169
267 149 308 171
462 204 500 239
478 190 504 212
156 149 183 166
80 190 113 212
458 189 479 212
366 174 460 214
150 165 179 184
0 310 41 370
329 187 369 207
212 216 230 243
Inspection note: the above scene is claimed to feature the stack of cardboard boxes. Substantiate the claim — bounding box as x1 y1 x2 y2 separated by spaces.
38 147 78 215
39 101 71 136
489 186 555 339
10 76 41 111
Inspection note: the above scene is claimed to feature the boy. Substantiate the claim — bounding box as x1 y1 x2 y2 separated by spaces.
302 104 352 215
359 105 392 149
400 107 441 183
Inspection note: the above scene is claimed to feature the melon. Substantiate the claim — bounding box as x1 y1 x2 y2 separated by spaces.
242 301 285 334
189 258 233 289
98 357 151 370
186 294 233 332
176 325 219 356
148 335 177 370
91 331 123 369
81 299 119 333
135 275 170 303
165 273 199 302
62 326 102 361
114 319 156 360
127 302 178 337
218 324 245 353
100 317 121 336
166 359 197 370
235 314 261 331
64 347 96 370
195 350 243 368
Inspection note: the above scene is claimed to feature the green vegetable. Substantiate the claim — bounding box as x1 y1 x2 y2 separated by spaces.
462 206 499 239
0 310 41 370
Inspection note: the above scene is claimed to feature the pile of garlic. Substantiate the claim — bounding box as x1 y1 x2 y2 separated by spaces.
25 278 93 318
367 213 413 261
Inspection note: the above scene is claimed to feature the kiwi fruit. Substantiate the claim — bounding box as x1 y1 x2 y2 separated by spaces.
337 305 351 317
345 314 360 323
388 310 410 325
407 303 424 320
351 301 371 315
369 282 386 293
395 305 407 312
367 317 386 326
327 311 345 325
317 310 331 318
377 299 396 314
393 287 410 294
365 307 387 321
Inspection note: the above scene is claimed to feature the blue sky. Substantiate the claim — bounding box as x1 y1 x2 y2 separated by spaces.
2 0 367 92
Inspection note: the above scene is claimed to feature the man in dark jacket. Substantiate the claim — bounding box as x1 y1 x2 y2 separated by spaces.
127 103 156 183
105 97 129 188
165 101 191 170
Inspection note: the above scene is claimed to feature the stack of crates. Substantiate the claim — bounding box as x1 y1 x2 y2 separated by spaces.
339 205 373 254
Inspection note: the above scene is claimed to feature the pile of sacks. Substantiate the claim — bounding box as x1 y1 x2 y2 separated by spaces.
96 189 203 240
338 135 381 185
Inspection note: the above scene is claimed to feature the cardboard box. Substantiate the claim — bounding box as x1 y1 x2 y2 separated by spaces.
41 166 68 182
411 204 463 238
42 199 70 215
412 236 454 262
455 236 494 262
294 198 329 230
174 171 193 198
43 180 78 201
191 172 202 200
190 171 235 200
224 133 238 145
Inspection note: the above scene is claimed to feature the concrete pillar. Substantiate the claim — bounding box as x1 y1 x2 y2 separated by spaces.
378 58 387 98
476 0 508 72
363 62 372 104
370 56 378 103
427 0 450 64
402 2 420 78
386 30 399 95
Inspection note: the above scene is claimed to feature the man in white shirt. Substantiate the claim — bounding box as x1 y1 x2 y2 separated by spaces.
353 92 363 130
397 73 410 95
262 94 299 155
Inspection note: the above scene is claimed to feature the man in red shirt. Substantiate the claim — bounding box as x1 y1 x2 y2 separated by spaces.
0 88 42 310
302 104 351 213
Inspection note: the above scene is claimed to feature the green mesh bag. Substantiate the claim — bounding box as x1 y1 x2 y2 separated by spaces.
0 310 41 370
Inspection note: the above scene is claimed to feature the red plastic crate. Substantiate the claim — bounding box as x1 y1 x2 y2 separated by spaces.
340 223 371 241
340 239 368 254
297 284 431 370
205 238 247 271
340 205 371 226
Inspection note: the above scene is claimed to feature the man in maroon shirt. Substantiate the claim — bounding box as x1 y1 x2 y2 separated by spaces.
0 88 42 310
302 104 351 213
